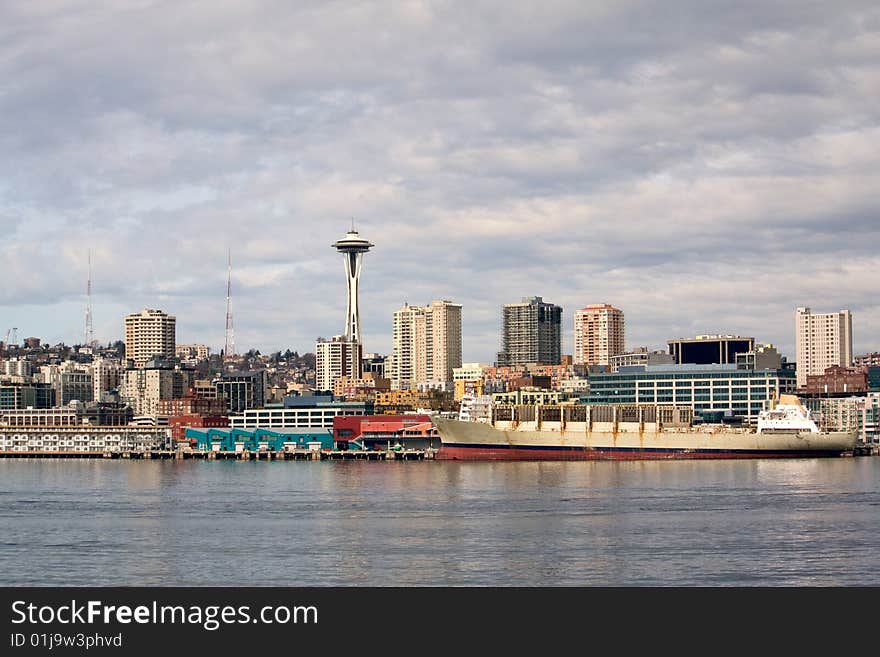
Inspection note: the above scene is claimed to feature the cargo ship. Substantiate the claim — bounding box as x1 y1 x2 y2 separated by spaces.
433 395 857 460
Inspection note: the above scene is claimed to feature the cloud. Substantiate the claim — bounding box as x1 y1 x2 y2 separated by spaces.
1 0 878 361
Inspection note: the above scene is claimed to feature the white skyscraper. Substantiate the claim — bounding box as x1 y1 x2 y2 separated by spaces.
390 300 462 391
124 309 176 369
795 307 853 388
389 304 422 391
315 336 363 393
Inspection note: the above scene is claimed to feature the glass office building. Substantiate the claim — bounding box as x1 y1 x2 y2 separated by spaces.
868 366 880 392
585 364 797 425
668 336 755 365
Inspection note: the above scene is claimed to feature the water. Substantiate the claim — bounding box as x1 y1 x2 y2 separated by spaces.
1 458 878 586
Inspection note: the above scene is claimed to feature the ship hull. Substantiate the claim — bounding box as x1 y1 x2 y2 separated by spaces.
437 444 849 461
433 416 857 461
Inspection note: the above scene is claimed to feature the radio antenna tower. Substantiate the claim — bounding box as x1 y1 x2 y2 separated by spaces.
224 249 235 360
84 250 96 347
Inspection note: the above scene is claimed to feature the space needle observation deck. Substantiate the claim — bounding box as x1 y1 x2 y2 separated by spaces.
332 226 374 345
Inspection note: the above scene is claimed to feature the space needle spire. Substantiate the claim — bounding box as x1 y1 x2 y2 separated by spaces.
332 223 374 346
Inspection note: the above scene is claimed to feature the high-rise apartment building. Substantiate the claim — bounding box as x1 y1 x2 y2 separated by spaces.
124 309 176 368
120 368 176 417
315 336 362 393
574 304 625 366
389 300 462 391
390 304 422 391
422 299 462 388
496 297 562 368
1 359 32 378
120 362 195 417
795 307 853 388
91 358 124 402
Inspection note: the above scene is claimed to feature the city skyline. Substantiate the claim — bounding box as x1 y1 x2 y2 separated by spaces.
0 255 874 364
1 2 878 361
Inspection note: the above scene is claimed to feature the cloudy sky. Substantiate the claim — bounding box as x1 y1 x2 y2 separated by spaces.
1 0 878 362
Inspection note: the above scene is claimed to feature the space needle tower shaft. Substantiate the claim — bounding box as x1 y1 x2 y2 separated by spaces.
332 225 374 345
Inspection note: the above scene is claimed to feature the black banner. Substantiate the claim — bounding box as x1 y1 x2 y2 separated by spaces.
0 587 871 653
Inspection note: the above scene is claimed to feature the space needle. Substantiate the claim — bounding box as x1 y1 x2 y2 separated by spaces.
332 223 374 347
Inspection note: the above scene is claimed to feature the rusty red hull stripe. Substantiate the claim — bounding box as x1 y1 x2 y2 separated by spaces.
436 445 846 461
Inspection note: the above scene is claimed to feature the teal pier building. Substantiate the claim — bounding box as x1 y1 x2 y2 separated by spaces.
185 427 334 453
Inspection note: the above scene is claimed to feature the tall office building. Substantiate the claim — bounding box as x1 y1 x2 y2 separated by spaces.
215 370 268 413
124 309 176 368
795 307 853 388
574 304 625 366
58 371 94 405
496 297 562 368
389 300 462 391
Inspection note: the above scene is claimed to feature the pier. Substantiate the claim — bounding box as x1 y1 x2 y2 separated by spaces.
199 448 434 461
0 448 436 461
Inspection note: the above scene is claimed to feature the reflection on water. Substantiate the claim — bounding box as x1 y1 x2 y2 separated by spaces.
1 458 878 586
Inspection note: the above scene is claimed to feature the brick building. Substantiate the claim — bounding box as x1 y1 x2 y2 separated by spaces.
169 414 230 442
157 393 228 417
802 366 867 396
